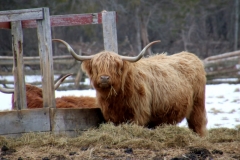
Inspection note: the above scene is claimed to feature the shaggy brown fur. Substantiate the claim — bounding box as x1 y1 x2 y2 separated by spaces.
9 85 97 109
8 74 72 109
3 75 97 109
0 74 97 109
11 84 44 109
82 51 207 137
55 96 97 108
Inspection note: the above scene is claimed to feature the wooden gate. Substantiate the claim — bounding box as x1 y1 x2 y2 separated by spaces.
0 8 118 136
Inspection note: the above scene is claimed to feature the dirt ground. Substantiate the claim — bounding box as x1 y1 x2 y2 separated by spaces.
1 145 239 160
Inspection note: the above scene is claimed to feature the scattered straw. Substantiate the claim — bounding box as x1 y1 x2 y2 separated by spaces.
106 86 117 99
0 123 239 159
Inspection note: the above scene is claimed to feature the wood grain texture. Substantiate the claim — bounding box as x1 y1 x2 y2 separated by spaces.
102 11 118 53
0 8 43 22
0 108 104 136
11 21 27 110
50 108 104 133
0 12 102 29
0 108 50 135
36 8 55 109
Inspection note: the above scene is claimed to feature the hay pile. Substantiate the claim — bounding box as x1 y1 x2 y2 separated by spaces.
0 123 239 159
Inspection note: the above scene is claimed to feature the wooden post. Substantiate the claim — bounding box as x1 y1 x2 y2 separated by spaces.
11 21 27 110
36 8 55 109
102 11 118 53
36 8 56 133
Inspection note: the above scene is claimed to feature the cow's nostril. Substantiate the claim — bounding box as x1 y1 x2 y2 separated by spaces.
100 76 109 81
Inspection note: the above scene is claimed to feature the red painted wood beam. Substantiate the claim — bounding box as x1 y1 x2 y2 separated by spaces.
0 13 102 29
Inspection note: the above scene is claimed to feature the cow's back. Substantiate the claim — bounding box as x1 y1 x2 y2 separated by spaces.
133 52 206 125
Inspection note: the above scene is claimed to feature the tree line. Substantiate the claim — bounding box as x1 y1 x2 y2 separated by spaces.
0 0 238 59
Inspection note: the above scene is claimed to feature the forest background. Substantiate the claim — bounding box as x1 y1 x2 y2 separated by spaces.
0 0 239 59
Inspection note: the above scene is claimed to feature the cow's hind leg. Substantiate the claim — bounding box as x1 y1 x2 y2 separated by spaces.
187 89 207 137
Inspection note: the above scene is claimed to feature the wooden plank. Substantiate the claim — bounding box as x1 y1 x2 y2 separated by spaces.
11 21 27 110
0 13 102 29
0 8 43 22
0 80 90 88
204 50 240 61
0 67 79 76
206 67 240 76
49 13 102 27
204 55 240 67
0 108 50 135
0 108 103 136
36 8 55 109
50 108 104 133
102 11 118 53
0 55 78 65
0 22 10 29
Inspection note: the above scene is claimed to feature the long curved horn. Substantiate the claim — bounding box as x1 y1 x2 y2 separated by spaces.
52 39 94 61
121 40 161 62
54 73 72 89
0 86 14 93
0 74 72 94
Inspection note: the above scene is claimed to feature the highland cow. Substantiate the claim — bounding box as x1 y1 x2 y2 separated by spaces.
53 39 207 137
0 74 71 109
0 74 97 109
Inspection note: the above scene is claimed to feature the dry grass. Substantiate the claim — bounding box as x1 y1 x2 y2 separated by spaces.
0 123 240 159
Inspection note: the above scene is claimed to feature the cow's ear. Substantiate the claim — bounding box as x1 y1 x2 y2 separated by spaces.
81 60 92 75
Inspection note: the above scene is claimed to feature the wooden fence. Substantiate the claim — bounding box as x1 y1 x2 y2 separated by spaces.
204 50 240 84
0 8 118 136
0 55 89 90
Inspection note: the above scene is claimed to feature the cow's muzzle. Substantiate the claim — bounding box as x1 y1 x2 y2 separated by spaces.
99 75 111 88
